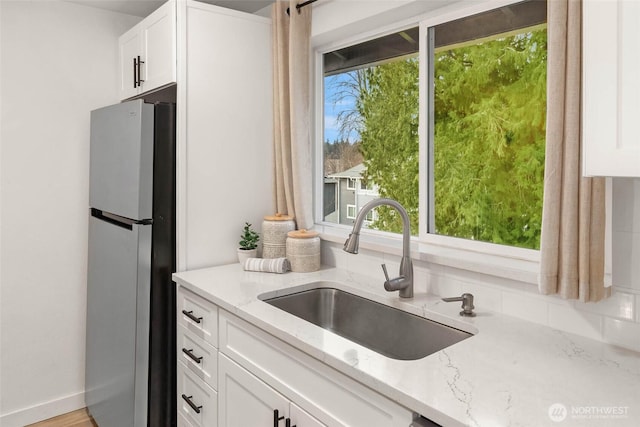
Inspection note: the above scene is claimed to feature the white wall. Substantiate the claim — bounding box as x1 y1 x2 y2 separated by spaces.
311 0 459 47
0 2 139 425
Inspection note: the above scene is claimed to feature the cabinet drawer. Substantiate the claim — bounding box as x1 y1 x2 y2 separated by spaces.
178 324 218 390
177 362 218 427
178 286 218 348
178 412 195 427
219 310 412 427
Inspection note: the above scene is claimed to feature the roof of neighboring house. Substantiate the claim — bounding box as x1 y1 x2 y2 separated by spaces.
327 163 365 179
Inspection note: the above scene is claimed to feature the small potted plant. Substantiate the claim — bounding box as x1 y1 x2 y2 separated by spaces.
237 222 259 265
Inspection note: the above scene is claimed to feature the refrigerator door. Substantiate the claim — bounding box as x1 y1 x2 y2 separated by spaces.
90 100 154 221
86 211 151 427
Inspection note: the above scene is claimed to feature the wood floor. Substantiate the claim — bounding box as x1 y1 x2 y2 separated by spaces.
26 408 97 427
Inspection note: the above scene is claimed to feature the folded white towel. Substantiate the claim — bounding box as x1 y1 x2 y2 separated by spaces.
243 257 290 274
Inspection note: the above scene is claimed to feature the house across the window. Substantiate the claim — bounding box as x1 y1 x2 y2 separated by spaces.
323 163 379 226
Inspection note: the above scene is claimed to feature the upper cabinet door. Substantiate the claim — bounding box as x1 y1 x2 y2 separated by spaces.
583 0 640 177
119 27 142 100
118 1 176 100
141 2 176 92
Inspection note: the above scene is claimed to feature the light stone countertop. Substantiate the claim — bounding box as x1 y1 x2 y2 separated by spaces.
173 264 640 427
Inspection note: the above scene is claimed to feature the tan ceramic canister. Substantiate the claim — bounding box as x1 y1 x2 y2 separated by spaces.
262 213 296 259
286 229 320 272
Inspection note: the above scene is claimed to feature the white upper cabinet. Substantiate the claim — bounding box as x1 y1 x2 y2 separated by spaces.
583 0 640 177
119 28 141 100
118 1 176 100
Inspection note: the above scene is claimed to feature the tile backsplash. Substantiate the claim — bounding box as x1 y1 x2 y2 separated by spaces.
320 178 640 353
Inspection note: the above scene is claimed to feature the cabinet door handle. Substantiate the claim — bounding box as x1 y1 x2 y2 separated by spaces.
133 57 137 88
137 55 145 85
182 310 202 324
285 418 296 427
273 409 284 426
182 348 203 364
181 394 202 414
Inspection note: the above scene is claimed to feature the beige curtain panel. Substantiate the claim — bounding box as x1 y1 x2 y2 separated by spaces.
539 0 608 302
272 0 313 230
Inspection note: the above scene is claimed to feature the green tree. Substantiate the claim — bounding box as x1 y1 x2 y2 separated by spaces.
433 29 547 249
357 59 420 234
328 28 547 249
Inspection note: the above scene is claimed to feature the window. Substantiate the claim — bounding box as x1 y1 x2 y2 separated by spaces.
428 1 547 250
346 204 357 219
346 178 357 190
365 208 377 222
320 0 547 252
323 27 419 233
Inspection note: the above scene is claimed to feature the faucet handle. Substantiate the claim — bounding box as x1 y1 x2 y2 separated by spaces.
442 293 475 317
381 264 390 282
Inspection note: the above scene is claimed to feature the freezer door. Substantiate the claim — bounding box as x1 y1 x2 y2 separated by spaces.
90 100 154 220
86 213 151 427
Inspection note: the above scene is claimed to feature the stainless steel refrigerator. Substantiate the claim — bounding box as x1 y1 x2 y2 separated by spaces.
86 100 176 427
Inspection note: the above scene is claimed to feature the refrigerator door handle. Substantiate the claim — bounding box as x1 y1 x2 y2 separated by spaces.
91 208 152 229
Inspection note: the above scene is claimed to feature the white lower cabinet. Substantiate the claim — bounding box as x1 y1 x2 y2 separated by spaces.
290 402 327 427
178 412 195 427
218 310 413 427
177 362 218 427
218 353 324 427
176 285 413 427
177 286 219 427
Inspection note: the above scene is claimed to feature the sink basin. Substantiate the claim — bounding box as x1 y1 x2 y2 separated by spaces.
260 287 472 360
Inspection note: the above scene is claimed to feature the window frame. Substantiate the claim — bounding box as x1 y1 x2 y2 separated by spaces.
313 0 550 269
346 204 357 219
346 178 357 190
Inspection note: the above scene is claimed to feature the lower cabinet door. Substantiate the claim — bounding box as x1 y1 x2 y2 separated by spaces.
290 402 326 427
218 353 290 427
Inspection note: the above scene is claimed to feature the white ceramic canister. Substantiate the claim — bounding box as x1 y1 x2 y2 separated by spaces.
286 229 321 273
262 213 296 259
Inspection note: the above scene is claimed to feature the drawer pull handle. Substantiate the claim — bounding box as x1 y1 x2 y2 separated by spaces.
181 394 202 414
286 418 297 427
182 310 202 324
182 348 203 364
273 409 284 426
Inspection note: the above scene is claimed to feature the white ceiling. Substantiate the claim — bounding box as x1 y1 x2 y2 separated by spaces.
67 0 275 17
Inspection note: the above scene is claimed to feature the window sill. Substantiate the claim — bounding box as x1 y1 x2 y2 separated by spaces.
317 224 540 286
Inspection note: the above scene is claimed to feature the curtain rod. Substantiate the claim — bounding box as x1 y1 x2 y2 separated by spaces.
286 0 318 16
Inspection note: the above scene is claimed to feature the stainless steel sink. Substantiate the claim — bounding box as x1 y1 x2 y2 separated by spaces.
260 287 472 360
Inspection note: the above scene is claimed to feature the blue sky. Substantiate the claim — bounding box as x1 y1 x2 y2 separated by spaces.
323 74 359 143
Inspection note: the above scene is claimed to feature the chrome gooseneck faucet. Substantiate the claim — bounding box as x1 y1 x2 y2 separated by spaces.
343 198 413 298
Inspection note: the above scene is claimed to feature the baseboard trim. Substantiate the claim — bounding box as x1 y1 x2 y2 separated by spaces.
0 392 85 427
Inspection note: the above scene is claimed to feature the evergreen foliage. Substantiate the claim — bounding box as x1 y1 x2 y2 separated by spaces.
327 27 547 250
433 29 547 249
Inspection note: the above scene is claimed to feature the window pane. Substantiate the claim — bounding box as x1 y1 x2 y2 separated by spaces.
431 2 547 250
323 29 419 233
320 0 546 251
346 204 357 219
